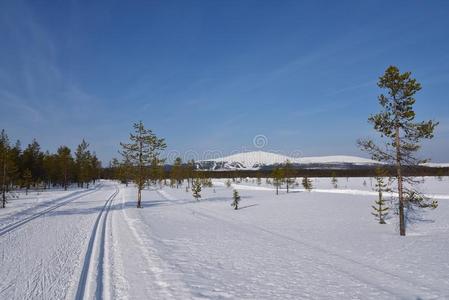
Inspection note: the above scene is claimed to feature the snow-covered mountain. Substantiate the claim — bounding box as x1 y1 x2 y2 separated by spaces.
196 150 380 170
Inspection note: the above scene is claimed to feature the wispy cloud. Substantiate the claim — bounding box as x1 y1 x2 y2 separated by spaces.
0 89 43 122
0 0 101 125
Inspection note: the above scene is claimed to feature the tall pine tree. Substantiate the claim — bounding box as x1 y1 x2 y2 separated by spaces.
120 121 166 208
358 66 438 236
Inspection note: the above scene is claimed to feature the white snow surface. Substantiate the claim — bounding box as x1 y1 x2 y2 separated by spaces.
423 162 449 168
204 150 379 168
1 177 449 299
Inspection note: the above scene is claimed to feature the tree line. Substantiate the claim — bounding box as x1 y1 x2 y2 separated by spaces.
0 131 101 208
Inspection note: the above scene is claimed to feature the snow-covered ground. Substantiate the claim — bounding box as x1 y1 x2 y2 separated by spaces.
1 177 449 299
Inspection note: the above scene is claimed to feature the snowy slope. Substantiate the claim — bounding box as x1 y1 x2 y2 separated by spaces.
422 162 449 168
198 150 380 170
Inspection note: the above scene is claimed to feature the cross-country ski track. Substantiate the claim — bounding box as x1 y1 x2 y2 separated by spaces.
0 182 119 299
75 186 119 300
0 184 102 237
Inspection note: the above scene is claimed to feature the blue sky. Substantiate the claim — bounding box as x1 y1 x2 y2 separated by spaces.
1 0 449 163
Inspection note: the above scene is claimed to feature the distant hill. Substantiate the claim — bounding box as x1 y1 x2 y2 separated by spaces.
196 150 381 171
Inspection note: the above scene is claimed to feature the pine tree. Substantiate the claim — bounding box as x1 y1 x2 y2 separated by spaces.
111 157 132 186
272 167 284 195
256 176 262 186
372 168 390 224
202 177 213 188
75 139 91 188
192 178 201 200
149 157 165 186
358 66 438 236
171 157 183 188
1 130 18 207
331 172 338 188
56 146 73 190
169 178 176 188
90 153 101 184
120 121 166 208
22 169 32 195
302 176 312 191
231 189 240 210
22 139 44 187
225 178 232 188
185 159 195 189
284 160 294 193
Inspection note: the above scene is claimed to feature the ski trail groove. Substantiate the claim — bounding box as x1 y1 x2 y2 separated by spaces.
0 184 102 238
75 186 119 300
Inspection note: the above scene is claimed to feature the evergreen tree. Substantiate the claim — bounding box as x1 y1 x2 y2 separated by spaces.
358 66 438 236
75 139 91 188
149 157 165 186
120 121 166 208
284 160 295 193
225 178 232 188
43 151 58 188
9 140 21 186
202 177 213 188
56 146 73 190
112 156 133 186
171 157 183 188
1 130 18 208
185 159 195 189
231 189 241 210
22 169 32 195
22 139 44 186
272 167 284 195
372 168 390 224
192 178 202 200
256 176 262 186
90 153 101 184
302 176 313 191
169 177 176 188
331 172 338 189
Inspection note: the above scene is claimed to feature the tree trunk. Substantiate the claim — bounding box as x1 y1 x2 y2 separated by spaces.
2 158 6 208
137 186 142 208
395 125 406 236
64 168 67 191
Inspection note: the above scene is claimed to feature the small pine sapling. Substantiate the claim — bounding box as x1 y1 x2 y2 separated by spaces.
331 172 338 189
272 167 284 195
372 168 390 224
192 178 202 200
302 177 312 192
231 189 240 210
225 179 232 188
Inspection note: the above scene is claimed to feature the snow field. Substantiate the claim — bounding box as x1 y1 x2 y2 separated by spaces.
110 177 449 299
1 177 448 299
